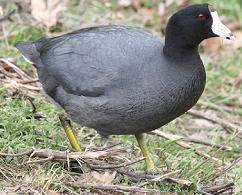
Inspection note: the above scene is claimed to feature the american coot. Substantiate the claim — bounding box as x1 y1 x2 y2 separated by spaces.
16 4 234 172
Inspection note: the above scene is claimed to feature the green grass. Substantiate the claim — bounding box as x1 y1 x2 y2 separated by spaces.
0 0 242 194
197 0 242 23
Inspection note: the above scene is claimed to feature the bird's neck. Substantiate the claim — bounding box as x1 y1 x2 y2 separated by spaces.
163 25 201 61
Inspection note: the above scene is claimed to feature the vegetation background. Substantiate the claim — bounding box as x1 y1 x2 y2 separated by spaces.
0 0 242 194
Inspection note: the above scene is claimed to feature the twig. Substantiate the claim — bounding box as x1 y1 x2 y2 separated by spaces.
196 188 213 195
118 169 192 189
198 100 241 116
188 109 242 137
151 130 234 152
21 79 39 84
0 9 16 22
14 184 42 195
0 148 143 171
0 58 42 98
201 182 234 194
0 148 121 161
0 168 12 182
25 97 46 120
66 182 160 194
184 141 232 176
212 156 242 180
87 157 145 169
117 169 157 180
138 170 181 187
0 58 33 81
165 177 193 188
151 130 221 162
0 149 34 157
27 156 54 164
182 137 236 152
27 97 37 113
28 148 124 161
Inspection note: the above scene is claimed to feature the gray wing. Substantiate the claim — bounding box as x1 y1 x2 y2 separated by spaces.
38 26 163 97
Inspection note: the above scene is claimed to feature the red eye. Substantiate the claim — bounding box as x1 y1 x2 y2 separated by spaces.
197 14 206 21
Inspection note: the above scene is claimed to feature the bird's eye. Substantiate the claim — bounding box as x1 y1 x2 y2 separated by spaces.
197 14 206 21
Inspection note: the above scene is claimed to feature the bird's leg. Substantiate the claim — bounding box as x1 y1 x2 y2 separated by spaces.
135 133 156 173
59 113 81 152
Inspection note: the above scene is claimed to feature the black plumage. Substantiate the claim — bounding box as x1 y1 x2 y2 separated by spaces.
16 4 233 142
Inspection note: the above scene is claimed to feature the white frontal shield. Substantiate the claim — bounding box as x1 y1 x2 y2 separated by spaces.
211 11 235 40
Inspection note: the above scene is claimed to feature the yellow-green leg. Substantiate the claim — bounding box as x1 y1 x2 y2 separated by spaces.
59 114 81 152
135 133 156 173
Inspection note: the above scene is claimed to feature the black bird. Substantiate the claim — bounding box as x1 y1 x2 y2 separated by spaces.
16 4 234 172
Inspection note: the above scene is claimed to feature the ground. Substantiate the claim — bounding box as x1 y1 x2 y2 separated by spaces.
0 0 242 194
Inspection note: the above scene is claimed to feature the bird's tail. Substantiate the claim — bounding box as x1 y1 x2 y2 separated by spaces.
15 41 40 65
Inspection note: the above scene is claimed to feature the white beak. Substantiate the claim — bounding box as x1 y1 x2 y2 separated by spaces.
211 11 235 40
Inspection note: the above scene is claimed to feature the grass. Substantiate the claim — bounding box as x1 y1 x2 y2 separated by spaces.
0 0 242 194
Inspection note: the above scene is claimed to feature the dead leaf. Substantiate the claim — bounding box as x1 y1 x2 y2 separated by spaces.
77 171 116 185
91 171 117 185
30 0 69 28
168 177 192 187
44 190 60 195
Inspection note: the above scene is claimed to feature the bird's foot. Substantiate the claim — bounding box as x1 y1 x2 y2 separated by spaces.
144 155 159 174
135 133 160 174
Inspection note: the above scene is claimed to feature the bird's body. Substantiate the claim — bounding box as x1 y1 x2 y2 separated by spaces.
16 4 234 172
20 26 205 136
